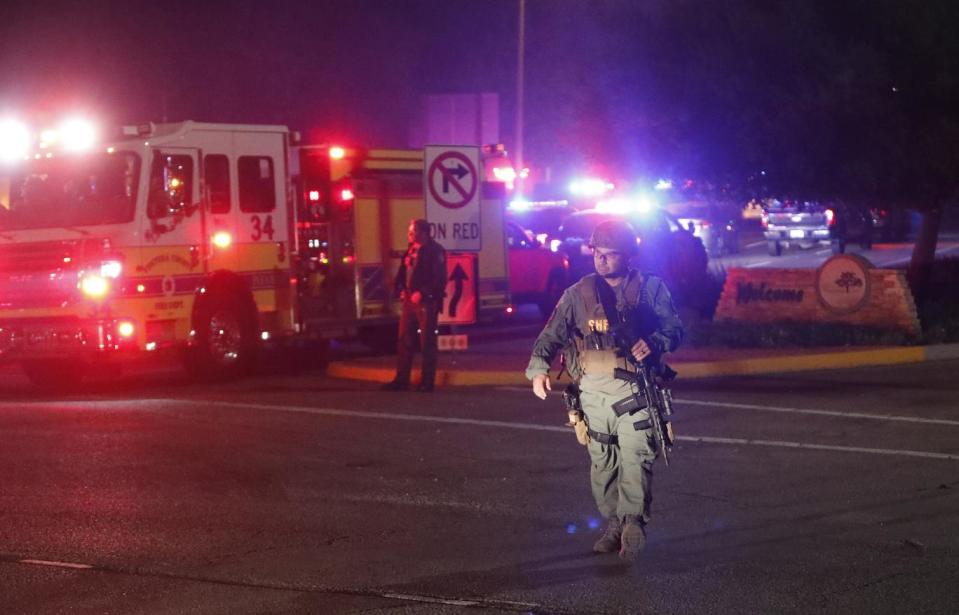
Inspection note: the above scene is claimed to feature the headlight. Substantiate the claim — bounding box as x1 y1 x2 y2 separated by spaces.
80 274 109 298
100 260 122 278
60 118 97 152
0 119 30 162
117 321 135 338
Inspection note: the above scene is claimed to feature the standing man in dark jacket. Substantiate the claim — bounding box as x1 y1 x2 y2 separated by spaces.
526 219 684 562
383 218 447 392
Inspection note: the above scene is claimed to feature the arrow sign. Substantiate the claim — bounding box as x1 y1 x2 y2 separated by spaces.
442 163 469 193
446 262 469 317
438 252 477 325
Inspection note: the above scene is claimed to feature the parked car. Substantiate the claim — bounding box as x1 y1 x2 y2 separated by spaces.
867 206 912 242
762 199 874 256
664 199 740 256
506 221 569 317
557 208 709 308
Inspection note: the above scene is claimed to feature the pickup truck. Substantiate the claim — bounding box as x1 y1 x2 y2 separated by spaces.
762 199 873 256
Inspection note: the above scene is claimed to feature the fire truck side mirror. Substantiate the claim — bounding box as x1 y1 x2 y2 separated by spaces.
150 219 170 234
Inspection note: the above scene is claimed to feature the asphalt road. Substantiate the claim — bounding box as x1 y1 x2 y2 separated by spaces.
1 357 958 614
711 231 959 270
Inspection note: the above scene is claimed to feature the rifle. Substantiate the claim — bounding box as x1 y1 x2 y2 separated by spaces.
611 324 677 466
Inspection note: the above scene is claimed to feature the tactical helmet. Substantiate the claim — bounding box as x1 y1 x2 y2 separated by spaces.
589 219 638 254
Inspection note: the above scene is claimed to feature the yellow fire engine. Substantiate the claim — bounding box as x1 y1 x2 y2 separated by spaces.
0 120 510 385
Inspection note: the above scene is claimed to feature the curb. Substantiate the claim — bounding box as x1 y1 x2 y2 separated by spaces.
326 343 959 387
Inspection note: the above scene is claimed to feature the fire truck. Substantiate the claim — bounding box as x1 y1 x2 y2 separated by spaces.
0 120 510 385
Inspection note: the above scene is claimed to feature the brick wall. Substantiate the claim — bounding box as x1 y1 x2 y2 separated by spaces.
715 266 920 335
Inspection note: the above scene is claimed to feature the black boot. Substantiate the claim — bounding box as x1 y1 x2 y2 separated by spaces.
593 517 623 553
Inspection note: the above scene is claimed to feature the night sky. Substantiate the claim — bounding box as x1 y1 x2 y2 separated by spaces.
3 1 956 196
1 2 520 152
1 0 647 181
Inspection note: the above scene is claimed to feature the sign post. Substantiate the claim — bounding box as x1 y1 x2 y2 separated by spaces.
425 145 482 252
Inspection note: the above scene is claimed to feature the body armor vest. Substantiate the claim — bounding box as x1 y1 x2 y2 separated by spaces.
574 271 656 378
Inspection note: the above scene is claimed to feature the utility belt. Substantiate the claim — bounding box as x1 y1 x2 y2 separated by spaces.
586 415 652 448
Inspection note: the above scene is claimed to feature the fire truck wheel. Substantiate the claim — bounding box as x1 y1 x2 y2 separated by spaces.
21 360 89 390
189 292 257 379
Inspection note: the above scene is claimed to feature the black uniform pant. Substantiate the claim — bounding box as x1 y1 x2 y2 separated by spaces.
394 298 440 386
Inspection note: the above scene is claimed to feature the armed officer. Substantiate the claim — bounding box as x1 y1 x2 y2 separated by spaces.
383 218 447 392
526 219 683 562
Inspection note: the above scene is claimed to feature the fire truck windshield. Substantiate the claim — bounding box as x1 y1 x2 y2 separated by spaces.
0 152 141 231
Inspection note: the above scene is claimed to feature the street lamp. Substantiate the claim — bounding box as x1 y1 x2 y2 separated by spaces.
515 0 525 198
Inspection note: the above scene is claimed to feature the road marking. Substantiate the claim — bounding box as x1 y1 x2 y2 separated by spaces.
682 435 959 461
380 593 480 607
6 398 955 461
0 399 173 410
746 259 773 268
164 399 959 462
175 400 571 434
676 398 959 427
18 559 93 569
744 240 765 248
494 388 959 427
4 555 541 611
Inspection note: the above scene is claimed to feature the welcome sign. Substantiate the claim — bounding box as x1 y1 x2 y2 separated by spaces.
714 255 920 335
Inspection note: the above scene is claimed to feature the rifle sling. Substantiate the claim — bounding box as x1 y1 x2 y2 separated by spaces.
594 275 623 329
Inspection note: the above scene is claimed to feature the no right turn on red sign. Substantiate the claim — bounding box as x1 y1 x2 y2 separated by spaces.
425 145 482 251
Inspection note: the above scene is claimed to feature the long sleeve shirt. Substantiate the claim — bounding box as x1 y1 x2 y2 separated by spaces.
525 270 684 382
394 238 447 302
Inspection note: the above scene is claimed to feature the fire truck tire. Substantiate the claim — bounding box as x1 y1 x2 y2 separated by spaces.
21 359 89 390
188 291 258 379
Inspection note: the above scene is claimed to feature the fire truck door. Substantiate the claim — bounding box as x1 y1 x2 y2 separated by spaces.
232 135 288 265
142 148 206 285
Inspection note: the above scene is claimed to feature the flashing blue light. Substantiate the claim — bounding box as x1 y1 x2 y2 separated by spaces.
597 193 656 215
569 177 613 197
595 198 628 214
635 194 656 214
654 178 673 191
566 523 578 535
587 517 601 530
